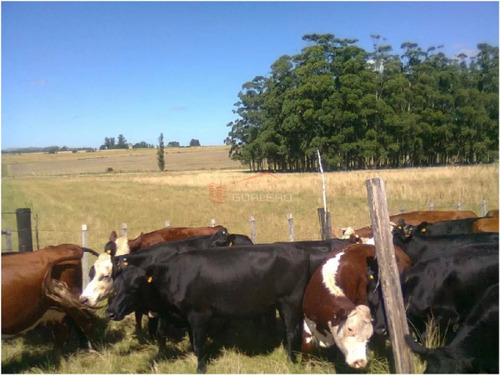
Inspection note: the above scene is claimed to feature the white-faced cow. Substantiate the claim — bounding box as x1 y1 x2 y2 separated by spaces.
301 243 411 369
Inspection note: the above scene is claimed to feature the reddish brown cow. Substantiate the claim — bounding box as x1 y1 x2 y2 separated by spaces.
2 244 97 350
486 209 499 218
125 225 228 251
472 217 499 233
301 244 410 368
390 210 477 225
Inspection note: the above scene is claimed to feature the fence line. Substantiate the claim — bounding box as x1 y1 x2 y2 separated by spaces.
1 200 495 253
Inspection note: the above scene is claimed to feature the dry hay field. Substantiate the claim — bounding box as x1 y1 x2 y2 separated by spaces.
1 146 499 373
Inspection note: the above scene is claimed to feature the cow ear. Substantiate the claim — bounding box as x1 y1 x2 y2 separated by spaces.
110 231 118 242
145 265 158 284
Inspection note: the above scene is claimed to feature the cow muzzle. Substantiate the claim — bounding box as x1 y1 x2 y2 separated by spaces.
349 358 367 369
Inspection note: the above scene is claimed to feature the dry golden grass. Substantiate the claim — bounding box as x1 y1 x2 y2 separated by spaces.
1 148 498 373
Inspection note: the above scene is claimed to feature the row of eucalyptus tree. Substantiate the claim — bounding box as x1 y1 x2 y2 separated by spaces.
225 34 498 171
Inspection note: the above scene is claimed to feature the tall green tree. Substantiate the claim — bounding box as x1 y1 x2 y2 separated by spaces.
157 133 165 171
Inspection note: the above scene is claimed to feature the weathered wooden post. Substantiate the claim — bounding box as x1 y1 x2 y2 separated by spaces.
34 214 40 250
82 224 89 289
16 208 33 252
456 201 462 211
287 213 295 242
249 216 256 244
210 218 216 227
366 178 414 374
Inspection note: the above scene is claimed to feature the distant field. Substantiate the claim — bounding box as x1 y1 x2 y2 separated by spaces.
1 146 243 177
1 147 498 373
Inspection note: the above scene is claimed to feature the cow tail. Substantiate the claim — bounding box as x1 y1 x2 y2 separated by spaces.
82 247 100 257
41 254 99 311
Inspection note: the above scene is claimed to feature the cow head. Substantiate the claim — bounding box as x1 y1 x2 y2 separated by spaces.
106 264 152 321
104 231 130 257
80 253 114 306
404 334 465 374
330 304 373 369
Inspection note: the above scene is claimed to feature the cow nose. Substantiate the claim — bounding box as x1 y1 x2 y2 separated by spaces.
351 359 367 369
80 296 89 305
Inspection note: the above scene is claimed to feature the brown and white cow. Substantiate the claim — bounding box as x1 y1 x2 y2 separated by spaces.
2 244 97 350
301 243 410 369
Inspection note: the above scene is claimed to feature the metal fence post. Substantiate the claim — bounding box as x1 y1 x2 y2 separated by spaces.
82 224 89 290
121 223 127 237
249 216 256 244
287 213 295 242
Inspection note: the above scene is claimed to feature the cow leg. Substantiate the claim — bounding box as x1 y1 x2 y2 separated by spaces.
187 312 211 374
134 311 143 337
62 307 96 350
278 302 301 363
51 317 71 352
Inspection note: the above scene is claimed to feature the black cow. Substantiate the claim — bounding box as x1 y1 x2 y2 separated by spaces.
403 217 482 237
392 224 498 264
107 246 310 373
405 283 499 374
367 244 499 338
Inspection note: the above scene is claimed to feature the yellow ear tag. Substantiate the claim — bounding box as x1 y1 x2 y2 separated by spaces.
398 226 402 230
124 261 129 266
106 249 112 254
147 276 153 283
228 241 233 247
421 228 427 233
369 274 374 280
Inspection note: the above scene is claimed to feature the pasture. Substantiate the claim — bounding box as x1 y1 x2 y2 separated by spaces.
1 146 499 373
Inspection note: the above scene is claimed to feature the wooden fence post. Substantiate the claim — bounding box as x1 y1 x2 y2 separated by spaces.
429 202 434 211
287 213 295 242
456 201 462 211
249 216 256 244
325 211 332 240
165 220 171 228
34 214 40 250
121 223 127 237
82 224 89 290
366 178 414 374
399 205 405 213
210 218 216 227
16 208 33 252
317 208 326 240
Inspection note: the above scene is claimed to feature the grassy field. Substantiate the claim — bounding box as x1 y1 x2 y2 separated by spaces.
1 146 498 373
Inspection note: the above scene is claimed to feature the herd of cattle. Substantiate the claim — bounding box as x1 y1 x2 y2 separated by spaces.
1 209 498 373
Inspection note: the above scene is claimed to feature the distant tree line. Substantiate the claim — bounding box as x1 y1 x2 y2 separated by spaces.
225 34 499 171
99 135 201 150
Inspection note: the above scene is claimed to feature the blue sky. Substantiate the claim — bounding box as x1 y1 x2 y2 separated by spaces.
1 1 498 149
